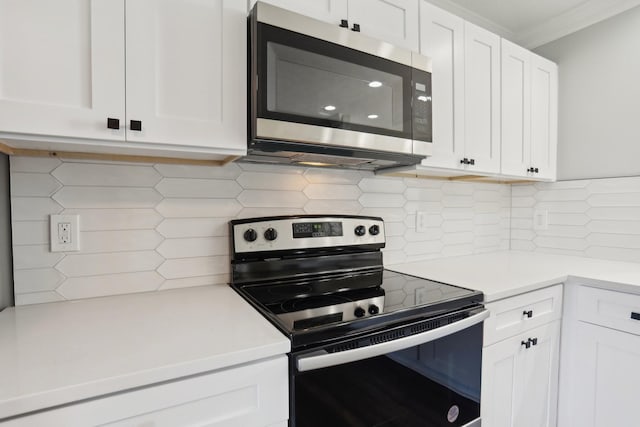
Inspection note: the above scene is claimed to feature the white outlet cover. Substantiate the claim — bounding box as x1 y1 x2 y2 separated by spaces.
50 214 80 252
533 209 548 231
416 211 428 233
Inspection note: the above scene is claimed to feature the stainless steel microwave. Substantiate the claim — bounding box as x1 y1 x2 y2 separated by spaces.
245 2 433 171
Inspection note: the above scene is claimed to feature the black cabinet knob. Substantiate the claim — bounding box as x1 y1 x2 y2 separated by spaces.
354 307 366 318
521 340 531 349
523 310 533 318
339 19 348 28
529 337 538 346
632 312 640 321
130 120 142 131
354 225 366 236
534 167 539 173
469 158 475 165
264 227 278 241
460 158 469 165
351 23 360 32
369 224 380 236
107 118 120 129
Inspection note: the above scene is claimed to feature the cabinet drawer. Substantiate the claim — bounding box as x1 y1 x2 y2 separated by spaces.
484 284 563 346
6 356 288 427
576 286 640 336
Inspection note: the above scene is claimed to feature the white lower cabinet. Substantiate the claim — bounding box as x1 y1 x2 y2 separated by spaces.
562 322 640 427
481 286 562 427
558 285 640 427
482 321 560 427
6 356 288 427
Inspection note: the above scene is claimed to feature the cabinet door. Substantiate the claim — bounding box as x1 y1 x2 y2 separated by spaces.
248 0 347 25
418 1 465 170
464 22 501 174
6 356 289 427
0 0 125 141
125 0 246 151
501 39 531 178
530 54 558 181
347 0 419 51
562 322 640 427
481 321 560 427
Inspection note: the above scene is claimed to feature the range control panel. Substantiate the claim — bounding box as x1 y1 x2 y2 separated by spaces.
231 215 385 254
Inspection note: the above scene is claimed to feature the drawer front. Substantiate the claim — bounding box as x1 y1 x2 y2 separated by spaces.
484 284 563 346
576 285 640 336
6 356 288 427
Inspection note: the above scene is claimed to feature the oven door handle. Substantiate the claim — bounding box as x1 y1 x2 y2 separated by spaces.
296 309 489 372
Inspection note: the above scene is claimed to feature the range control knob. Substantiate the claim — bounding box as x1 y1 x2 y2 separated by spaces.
354 307 366 318
369 225 380 236
264 227 278 241
354 225 366 236
368 305 380 315
243 228 258 242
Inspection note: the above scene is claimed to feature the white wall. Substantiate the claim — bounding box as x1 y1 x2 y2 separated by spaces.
534 6 640 180
9 157 511 305
0 154 13 310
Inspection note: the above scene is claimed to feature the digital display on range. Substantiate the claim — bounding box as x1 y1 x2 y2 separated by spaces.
293 221 343 238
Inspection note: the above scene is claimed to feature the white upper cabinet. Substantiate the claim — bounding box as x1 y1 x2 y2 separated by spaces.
418 0 465 170
125 0 246 150
252 0 419 51
501 38 558 180
416 4 500 176
346 0 419 51
0 0 125 141
530 54 558 181
249 0 347 27
464 22 501 174
0 0 246 157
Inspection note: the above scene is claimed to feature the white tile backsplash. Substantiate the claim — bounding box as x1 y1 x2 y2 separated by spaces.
10 157 512 304
511 176 640 262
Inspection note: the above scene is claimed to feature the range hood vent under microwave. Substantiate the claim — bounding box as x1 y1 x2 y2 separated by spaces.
244 2 433 171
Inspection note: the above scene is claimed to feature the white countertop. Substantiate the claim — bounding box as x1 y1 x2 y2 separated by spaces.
388 251 640 302
0 285 290 421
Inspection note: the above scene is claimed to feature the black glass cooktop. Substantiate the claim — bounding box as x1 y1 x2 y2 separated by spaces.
233 269 482 349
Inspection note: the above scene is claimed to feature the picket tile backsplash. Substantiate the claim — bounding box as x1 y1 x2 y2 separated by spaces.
511 177 640 262
10 157 511 305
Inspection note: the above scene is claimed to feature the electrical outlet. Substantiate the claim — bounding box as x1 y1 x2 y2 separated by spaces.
415 287 427 305
50 214 80 252
533 209 548 230
416 211 428 232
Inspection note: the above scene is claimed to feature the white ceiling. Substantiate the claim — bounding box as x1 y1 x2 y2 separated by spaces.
426 0 640 48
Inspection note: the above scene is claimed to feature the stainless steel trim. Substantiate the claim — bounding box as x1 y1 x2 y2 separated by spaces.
255 1 415 67
256 119 415 155
277 295 386 330
412 140 432 157
462 418 481 427
233 216 385 253
412 51 432 73
296 310 490 372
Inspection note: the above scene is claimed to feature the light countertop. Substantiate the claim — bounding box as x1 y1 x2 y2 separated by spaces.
388 250 640 302
0 285 290 421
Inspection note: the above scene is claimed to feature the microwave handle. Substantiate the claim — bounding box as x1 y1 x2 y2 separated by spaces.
296 309 489 373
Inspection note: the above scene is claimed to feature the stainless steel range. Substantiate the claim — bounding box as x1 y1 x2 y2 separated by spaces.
230 215 487 427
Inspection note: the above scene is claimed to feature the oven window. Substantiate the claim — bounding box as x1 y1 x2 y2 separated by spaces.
257 23 412 139
292 323 482 427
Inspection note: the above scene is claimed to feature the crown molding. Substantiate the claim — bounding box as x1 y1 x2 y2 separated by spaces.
424 0 640 50
517 0 640 48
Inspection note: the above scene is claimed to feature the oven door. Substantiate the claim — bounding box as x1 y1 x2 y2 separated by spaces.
290 309 488 427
